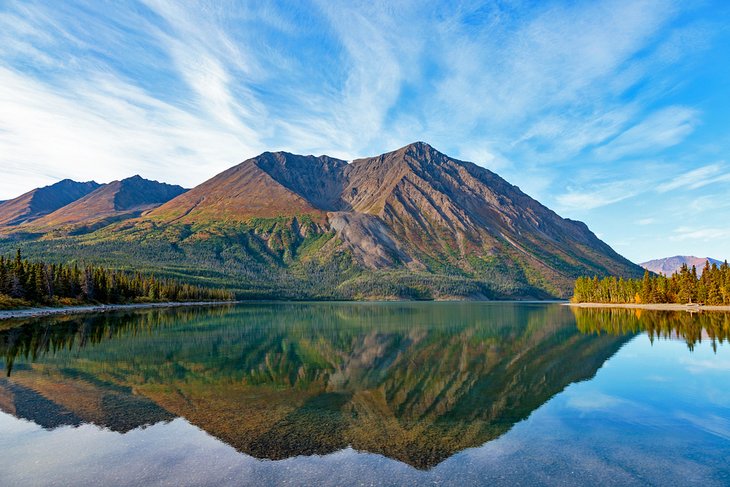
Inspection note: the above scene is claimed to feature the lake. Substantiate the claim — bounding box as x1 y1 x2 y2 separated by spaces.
0 302 728 486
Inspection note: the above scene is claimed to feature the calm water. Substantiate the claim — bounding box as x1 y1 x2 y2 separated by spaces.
0 303 728 486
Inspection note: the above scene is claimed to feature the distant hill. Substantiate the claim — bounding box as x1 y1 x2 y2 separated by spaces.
640 256 724 276
7 175 186 235
0 142 643 299
0 179 100 227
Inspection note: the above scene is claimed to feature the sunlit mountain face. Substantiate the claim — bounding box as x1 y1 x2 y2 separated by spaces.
0 303 631 469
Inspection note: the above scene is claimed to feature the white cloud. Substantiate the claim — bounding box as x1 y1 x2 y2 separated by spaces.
0 0 716 208
656 162 730 193
636 218 655 225
594 106 698 160
670 226 730 242
556 180 644 211
566 392 627 411
0 66 259 197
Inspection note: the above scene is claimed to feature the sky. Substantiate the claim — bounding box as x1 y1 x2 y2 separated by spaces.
0 0 729 263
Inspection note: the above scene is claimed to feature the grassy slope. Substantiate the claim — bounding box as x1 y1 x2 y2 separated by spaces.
0 214 626 300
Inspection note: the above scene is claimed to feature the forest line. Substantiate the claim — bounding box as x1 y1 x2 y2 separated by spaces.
572 261 730 305
0 250 233 309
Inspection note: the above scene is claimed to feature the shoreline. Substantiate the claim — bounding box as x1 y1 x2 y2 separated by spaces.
0 301 236 321
5 300 727 321
566 302 730 312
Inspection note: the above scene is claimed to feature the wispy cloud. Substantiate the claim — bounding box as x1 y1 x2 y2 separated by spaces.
636 218 655 225
594 106 698 161
0 65 258 194
0 1 703 177
556 179 646 211
566 392 628 411
670 226 730 242
656 162 730 192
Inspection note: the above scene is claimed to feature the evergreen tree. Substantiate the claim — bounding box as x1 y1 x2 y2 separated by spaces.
0 249 233 308
572 259 730 305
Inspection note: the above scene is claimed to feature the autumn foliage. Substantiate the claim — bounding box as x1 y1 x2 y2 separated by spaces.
572 261 730 305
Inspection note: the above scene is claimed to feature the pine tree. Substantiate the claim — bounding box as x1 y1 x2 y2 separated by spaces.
0 249 233 307
571 260 730 306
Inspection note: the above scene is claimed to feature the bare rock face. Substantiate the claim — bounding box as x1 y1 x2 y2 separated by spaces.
146 155 331 223
328 211 418 269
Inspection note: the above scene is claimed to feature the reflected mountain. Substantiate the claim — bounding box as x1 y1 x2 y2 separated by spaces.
572 307 730 352
0 303 630 469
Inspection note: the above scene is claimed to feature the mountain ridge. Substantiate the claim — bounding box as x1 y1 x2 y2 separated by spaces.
4 176 186 236
0 179 100 227
0 142 643 299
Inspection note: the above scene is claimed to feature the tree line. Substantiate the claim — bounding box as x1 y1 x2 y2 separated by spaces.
572 261 730 305
0 250 233 309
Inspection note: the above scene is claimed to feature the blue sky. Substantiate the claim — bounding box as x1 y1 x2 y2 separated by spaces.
0 0 728 263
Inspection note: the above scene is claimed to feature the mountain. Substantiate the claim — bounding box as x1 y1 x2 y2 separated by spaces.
0 143 642 299
149 152 347 222
640 256 724 276
0 179 100 227
5 175 186 235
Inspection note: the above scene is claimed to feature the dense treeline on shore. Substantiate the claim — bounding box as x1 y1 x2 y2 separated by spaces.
572 261 730 305
0 250 233 309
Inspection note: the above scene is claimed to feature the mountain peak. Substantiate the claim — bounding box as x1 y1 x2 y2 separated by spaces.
6 177 186 234
390 141 441 160
402 140 435 151
641 256 723 276
0 179 101 227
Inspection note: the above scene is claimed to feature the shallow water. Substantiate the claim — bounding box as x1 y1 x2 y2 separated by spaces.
0 302 728 486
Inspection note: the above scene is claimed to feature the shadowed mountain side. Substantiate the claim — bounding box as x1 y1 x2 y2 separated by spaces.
332 143 639 286
146 153 345 223
0 303 630 469
0 377 83 429
0 179 100 227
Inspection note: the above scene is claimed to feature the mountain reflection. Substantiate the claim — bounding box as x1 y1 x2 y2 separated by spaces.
572 307 730 352
0 303 629 469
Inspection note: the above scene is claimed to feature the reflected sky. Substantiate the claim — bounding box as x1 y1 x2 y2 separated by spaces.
0 304 729 486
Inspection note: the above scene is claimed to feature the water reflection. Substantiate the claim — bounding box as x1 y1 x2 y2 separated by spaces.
572 307 730 351
0 303 632 469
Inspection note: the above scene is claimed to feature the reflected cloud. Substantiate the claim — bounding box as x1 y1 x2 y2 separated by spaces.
566 391 626 411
